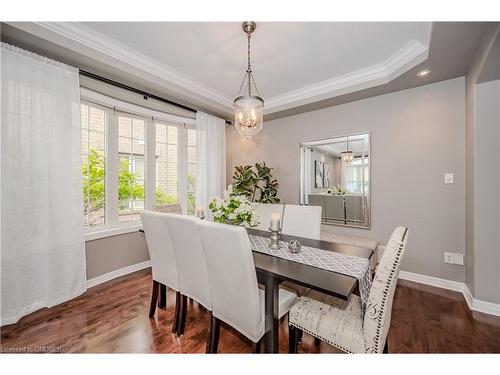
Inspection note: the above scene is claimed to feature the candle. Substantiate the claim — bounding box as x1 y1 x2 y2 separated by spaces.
270 213 281 231
196 206 205 219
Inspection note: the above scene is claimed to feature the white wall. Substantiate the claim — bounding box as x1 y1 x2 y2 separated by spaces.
227 77 466 282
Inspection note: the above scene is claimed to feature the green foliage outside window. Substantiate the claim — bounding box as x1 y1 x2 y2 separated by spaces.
187 174 196 215
83 148 177 224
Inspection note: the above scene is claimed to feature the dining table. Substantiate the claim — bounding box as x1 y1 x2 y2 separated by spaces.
246 228 374 353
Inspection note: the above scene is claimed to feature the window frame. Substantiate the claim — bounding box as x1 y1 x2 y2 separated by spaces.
80 88 196 239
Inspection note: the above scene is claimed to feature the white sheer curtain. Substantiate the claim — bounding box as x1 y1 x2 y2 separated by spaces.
195 112 226 219
1 43 86 326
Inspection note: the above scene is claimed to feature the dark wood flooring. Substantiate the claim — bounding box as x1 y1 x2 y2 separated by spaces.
1 269 500 353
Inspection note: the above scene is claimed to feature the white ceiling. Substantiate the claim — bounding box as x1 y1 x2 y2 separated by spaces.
4 22 432 117
82 22 428 99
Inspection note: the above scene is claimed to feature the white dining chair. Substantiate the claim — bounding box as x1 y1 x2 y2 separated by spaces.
281 204 322 298
252 203 284 231
281 204 322 240
196 220 297 353
164 213 212 336
288 226 409 354
140 210 181 332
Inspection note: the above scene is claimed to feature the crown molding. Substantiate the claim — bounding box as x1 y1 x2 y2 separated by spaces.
10 22 234 111
8 22 433 116
264 38 430 113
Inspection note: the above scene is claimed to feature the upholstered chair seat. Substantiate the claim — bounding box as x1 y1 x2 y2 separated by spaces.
289 291 365 353
288 226 409 354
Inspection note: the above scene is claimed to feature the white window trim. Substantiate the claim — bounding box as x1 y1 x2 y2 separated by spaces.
81 89 196 238
85 223 142 242
80 88 196 126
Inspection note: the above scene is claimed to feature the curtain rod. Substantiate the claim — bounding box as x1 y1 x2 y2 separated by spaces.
79 70 232 125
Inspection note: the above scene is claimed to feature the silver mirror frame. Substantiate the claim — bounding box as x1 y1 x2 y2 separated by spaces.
298 132 371 229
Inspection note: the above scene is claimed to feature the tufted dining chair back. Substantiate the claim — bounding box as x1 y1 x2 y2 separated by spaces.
196 220 264 343
363 226 408 353
140 210 179 291
164 213 212 310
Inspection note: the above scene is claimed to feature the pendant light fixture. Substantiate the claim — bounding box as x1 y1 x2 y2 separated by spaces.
341 136 354 163
234 21 264 137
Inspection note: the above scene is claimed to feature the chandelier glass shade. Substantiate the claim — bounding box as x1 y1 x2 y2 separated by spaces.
341 150 354 163
341 137 354 163
234 22 264 137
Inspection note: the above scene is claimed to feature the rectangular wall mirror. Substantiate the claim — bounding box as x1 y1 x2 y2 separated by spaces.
299 133 370 228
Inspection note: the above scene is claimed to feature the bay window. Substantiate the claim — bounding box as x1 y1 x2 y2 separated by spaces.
80 92 197 233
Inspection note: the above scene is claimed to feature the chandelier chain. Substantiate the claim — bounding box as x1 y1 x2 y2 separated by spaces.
234 21 262 100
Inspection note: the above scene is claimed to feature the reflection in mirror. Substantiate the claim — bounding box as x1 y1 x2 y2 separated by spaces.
299 133 370 228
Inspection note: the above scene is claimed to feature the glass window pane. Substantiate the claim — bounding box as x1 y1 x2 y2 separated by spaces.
167 125 178 144
81 103 105 227
118 116 132 137
133 119 145 140
119 136 131 154
186 129 196 215
155 123 178 206
118 117 145 223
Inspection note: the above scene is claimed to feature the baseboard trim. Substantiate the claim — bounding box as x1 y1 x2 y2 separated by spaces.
399 270 465 292
86 260 151 289
398 270 500 317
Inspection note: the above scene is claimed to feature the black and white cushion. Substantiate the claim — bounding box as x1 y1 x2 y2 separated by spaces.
288 226 409 353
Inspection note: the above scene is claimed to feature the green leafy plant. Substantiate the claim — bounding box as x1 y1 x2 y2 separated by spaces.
232 162 280 203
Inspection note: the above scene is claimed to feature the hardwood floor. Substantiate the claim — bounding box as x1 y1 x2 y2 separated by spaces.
1 269 500 353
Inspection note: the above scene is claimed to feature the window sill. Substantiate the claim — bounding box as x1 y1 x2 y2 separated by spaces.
85 224 143 242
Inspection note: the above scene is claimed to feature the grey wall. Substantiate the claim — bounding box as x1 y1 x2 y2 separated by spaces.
85 232 149 280
227 77 466 282
473 80 500 304
465 23 500 304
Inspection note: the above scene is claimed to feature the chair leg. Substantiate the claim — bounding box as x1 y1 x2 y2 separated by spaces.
149 280 159 317
176 294 188 336
314 337 321 346
383 339 389 354
172 291 181 333
206 312 220 354
158 283 167 308
252 339 261 354
298 330 303 343
288 325 300 353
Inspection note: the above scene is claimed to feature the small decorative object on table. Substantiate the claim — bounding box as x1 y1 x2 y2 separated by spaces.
269 212 282 250
196 206 205 220
288 240 301 254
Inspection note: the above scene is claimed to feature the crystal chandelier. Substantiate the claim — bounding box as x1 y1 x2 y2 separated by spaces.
341 136 354 163
234 21 264 137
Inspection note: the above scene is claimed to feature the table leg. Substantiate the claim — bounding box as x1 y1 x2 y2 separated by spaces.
260 273 280 353
158 284 167 308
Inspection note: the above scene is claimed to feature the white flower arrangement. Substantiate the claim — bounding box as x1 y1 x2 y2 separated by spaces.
328 184 349 195
209 185 259 227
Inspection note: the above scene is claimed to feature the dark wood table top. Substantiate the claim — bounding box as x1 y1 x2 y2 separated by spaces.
246 228 374 300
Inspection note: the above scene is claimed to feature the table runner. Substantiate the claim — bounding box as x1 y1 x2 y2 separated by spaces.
249 234 372 310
